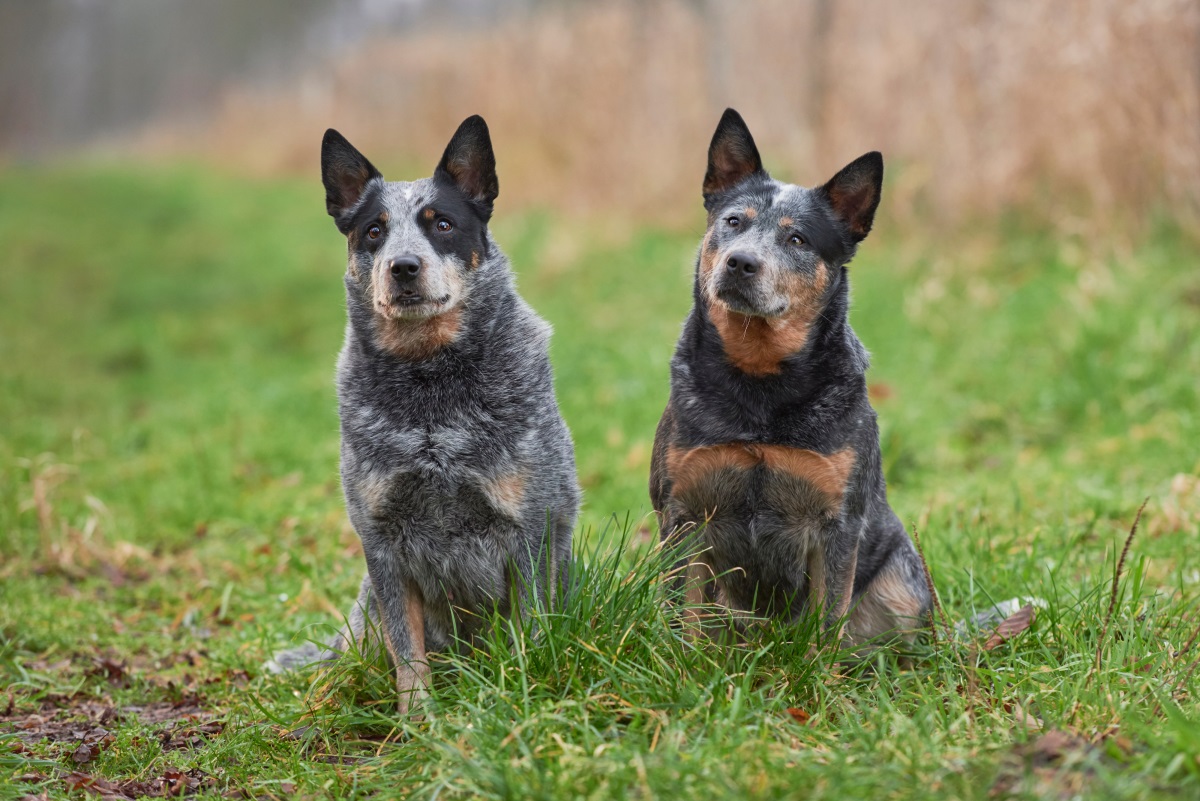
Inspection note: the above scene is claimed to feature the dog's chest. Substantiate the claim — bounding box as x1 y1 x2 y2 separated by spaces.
668 441 855 554
341 393 535 528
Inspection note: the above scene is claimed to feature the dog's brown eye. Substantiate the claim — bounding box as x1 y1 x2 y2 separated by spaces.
789 234 804 246
436 218 453 232
726 216 740 228
366 224 382 240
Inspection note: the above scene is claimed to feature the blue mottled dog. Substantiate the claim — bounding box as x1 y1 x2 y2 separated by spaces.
651 109 930 645
270 116 579 713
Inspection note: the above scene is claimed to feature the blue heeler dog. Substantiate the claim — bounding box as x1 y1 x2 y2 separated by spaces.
269 116 580 713
650 109 930 645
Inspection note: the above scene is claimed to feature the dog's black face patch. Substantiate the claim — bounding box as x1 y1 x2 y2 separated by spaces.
419 176 491 271
342 182 386 247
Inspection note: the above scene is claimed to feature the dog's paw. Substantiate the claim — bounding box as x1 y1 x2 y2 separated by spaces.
263 642 328 674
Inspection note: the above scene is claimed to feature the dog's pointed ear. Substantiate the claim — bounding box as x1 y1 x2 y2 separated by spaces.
820 152 884 242
703 108 765 206
435 115 499 218
321 129 381 232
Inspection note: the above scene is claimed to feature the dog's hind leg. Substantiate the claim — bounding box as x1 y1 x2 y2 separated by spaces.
846 544 930 646
547 505 575 610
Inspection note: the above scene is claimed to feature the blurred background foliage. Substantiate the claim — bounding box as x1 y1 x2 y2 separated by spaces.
2 0 1197 233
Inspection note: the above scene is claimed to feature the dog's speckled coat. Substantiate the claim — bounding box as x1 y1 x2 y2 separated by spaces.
269 117 579 712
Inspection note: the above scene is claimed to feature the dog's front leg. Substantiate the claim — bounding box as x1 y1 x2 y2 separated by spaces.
361 546 428 715
811 523 861 643
659 508 712 639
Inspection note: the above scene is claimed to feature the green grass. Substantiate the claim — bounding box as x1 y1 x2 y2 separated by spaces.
2 165 1199 799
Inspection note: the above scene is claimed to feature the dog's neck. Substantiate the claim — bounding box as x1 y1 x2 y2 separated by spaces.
343 265 509 367
692 268 862 385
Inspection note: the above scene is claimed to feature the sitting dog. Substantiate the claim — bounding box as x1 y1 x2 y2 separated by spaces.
270 116 579 713
650 109 930 645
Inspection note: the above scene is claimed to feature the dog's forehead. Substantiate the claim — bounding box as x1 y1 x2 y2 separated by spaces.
718 180 819 221
767 183 820 219
379 178 435 216
721 181 778 215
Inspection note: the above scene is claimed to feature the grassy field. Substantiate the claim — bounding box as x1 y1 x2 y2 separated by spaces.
2 165 1199 799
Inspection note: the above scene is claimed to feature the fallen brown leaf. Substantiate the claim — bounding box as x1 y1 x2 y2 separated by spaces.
983 604 1036 651
786 707 811 725
71 743 95 764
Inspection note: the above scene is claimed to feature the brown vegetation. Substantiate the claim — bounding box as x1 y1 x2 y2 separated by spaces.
126 0 1200 230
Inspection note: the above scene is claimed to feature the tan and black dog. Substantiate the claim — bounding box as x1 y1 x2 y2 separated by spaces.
650 109 930 645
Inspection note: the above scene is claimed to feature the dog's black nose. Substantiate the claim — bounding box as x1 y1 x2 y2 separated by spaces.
726 252 760 276
389 257 422 280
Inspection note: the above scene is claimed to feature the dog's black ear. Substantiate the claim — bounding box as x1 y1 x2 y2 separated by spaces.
703 108 765 206
321 129 381 232
435 115 499 219
820 152 884 242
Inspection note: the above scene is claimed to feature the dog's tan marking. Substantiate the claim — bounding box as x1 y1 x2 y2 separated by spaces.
470 251 480 269
698 230 719 284
847 562 926 644
707 260 831 376
779 216 794 228
666 443 759 497
379 210 390 224
396 588 429 715
684 560 712 606
682 560 714 639
743 207 758 220
358 471 393 516
869 568 924 620
482 470 527 519
757 444 855 501
831 541 859 634
369 595 404 701
375 308 464 360
807 548 827 616
707 307 810 376
376 604 400 666
422 208 436 221
668 443 855 505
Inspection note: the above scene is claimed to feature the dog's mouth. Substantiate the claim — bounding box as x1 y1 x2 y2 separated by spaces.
714 285 787 318
376 294 455 319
